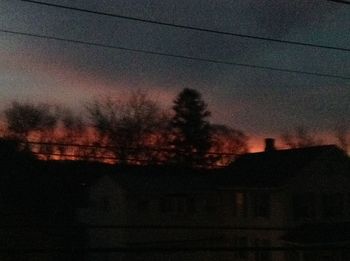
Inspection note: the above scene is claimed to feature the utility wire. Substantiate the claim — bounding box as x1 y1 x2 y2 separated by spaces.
0 224 295 231
0 246 349 253
20 0 350 53
328 0 350 4
31 152 230 167
1 29 349 80
25 140 238 156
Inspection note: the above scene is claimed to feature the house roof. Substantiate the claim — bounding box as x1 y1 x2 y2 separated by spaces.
217 145 348 188
18 144 347 196
77 145 349 192
86 145 347 193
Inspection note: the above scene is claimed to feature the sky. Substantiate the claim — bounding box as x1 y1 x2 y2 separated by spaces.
0 0 349 150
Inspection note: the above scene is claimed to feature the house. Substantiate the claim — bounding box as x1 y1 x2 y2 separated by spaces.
220 141 350 261
78 140 350 261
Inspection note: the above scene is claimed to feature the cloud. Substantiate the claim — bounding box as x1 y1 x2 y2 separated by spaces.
1 0 349 138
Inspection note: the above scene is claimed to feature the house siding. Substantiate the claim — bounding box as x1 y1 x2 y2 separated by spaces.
78 146 350 261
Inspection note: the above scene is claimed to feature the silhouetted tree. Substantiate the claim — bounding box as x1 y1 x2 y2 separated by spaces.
3 102 60 159
170 88 212 167
2 102 96 160
4 102 58 141
210 124 249 165
87 90 165 164
54 107 92 159
281 126 323 148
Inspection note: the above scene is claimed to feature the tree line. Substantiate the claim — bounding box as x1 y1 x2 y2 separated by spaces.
280 125 349 153
0 89 249 167
1 88 348 167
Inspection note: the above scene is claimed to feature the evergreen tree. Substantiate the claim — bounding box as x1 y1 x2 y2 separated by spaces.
170 88 212 167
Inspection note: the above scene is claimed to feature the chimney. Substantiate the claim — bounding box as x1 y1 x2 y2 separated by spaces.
264 138 276 152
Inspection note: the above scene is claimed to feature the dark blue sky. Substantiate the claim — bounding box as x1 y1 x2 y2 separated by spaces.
1 0 349 149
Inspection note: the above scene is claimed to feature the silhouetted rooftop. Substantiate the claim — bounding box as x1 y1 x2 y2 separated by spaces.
3 142 348 197
218 145 349 187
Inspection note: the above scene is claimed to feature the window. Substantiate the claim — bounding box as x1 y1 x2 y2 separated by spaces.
205 196 217 213
160 197 172 213
285 250 300 261
302 252 314 261
159 196 196 214
293 193 315 220
234 237 248 259
254 239 271 261
137 199 149 213
253 192 271 218
234 192 247 217
322 193 344 218
186 197 196 213
101 196 111 212
176 197 186 213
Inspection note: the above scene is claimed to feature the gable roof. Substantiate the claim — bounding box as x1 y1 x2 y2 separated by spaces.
219 145 348 188
76 145 349 192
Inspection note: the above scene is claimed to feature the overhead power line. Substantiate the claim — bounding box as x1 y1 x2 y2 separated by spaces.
25 140 238 156
20 0 350 53
0 224 293 230
0 245 349 254
328 0 350 4
1 29 349 80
